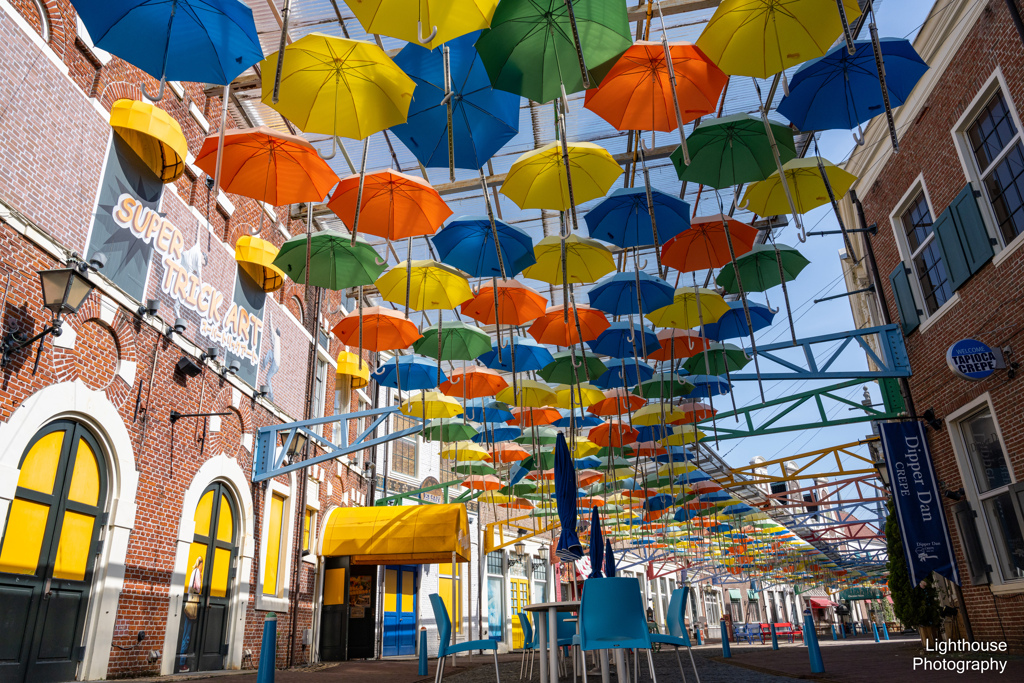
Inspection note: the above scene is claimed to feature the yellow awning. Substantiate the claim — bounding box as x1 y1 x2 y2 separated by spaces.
319 503 470 565
235 235 286 292
336 350 370 389
109 99 188 183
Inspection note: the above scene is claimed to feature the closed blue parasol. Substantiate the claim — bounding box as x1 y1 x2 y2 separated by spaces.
433 216 536 278
588 504 604 578
391 31 520 170
554 432 584 561
372 355 445 390
604 539 616 577
585 187 691 248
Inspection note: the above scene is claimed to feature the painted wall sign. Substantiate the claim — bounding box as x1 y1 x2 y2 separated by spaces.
946 338 1004 381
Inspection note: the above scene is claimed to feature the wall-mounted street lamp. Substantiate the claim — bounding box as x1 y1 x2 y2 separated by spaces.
2 254 105 367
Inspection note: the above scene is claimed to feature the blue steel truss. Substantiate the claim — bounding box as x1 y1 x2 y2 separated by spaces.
731 324 910 380
253 405 423 482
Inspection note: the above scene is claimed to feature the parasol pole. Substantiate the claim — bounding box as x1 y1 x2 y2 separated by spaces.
835 0 858 55
271 0 292 104
557 93 581 232
637 141 666 278
404 237 413 318
750 78 806 242
212 84 230 194
691 274 718 448
357 285 364 370
562 0 590 89
655 1 690 164
767 222 798 345
443 45 456 182
869 13 900 153
813 139 856 259
480 170 508 362
349 138 370 244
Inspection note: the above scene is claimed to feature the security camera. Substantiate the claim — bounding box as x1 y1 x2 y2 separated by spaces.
89 252 107 271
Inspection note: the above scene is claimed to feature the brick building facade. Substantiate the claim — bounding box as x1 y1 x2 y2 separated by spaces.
839 0 1024 651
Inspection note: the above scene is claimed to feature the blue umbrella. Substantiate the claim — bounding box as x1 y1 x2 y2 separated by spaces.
656 447 695 464
555 409 603 429
553 432 584 561
722 503 755 515
688 375 731 398
391 31 520 171
462 398 513 423
73 0 263 99
584 187 690 249
702 301 776 341
644 493 675 513
675 470 711 486
433 216 536 278
371 355 444 390
777 38 928 132
587 321 660 359
575 455 602 469
604 539 616 577
478 337 554 372
593 359 654 389
588 504 604 579
587 271 674 317
636 424 672 443
472 423 522 443
700 491 732 504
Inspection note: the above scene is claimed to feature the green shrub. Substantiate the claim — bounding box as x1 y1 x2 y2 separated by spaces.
885 501 941 627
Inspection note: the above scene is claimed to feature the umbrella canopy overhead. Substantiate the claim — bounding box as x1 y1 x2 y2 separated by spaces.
376 260 473 310
742 157 857 215
461 280 548 326
501 142 623 212
332 306 422 352
587 271 675 317
529 304 610 346
433 216 536 278
673 113 797 188
524 234 616 285
702 301 776 341
413 321 492 360
327 170 451 240
273 231 386 290
478 337 554 372
715 243 810 294
661 215 759 273
347 0 499 52
585 186 691 250
372 355 445 390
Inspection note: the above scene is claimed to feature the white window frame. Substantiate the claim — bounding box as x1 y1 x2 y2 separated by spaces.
944 393 1024 591
389 401 419 481
256 476 296 611
301 481 320 567
951 67 1024 264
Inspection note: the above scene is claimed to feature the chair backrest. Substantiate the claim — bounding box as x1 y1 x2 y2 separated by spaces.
429 593 452 656
578 577 652 651
518 612 533 648
665 587 689 639
556 611 577 641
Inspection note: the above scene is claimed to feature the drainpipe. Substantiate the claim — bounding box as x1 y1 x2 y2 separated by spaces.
1005 0 1024 47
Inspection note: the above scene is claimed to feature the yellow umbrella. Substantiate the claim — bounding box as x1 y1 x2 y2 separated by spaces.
496 380 556 408
235 236 287 292
346 0 499 49
109 99 187 183
401 391 463 418
632 403 687 426
522 234 616 285
261 34 415 140
645 287 730 330
336 350 371 389
658 425 704 446
500 141 622 211
657 462 697 478
696 0 862 79
552 383 605 409
376 260 473 310
742 157 858 215
440 441 490 461
573 438 601 459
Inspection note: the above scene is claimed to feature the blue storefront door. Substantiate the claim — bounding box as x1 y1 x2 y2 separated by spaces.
382 565 418 656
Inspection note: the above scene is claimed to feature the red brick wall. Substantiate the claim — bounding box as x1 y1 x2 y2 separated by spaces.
858 0 1024 650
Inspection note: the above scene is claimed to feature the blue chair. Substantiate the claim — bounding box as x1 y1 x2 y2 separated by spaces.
577 577 657 683
430 594 500 683
518 612 540 680
649 587 700 683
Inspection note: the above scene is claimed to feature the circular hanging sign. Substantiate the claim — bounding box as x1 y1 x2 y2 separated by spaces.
946 339 1003 381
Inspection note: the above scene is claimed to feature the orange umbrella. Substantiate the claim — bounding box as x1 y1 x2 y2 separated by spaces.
440 366 508 399
490 442 530 463
528 469 556 481
590 419 638 448
646 330 712 361
673 402 717 424
588 389 645 417
579 496 606 508
583 41 727 132
691 480 723 494
508 407 561 428
461 279 547 326
327 169 452 240
661 214 758 273
331 306 421 351
623 487 655 499
632 441 667 457
528 304 609 346
194 126 339 206
461 475 502 491
500 498 535 510
577 469 603 487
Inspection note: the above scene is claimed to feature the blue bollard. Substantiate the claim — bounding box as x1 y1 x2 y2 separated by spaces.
257 612 277 683
770 623 779 650
696 628 703 646
419 628 428 676
872 623 880 642
831 625 837 641
881 622 890 641
852 623 858 636
803 615 824 674
720 620 732 658
840 623 846 639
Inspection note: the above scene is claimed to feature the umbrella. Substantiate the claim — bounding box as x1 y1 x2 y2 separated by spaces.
509 407 562 428
478 337 554 372
372 355 444 390
646 287 730 329
461 280 548 326
553 383 605 409
516 425 559 446
401 391 463 419
434 217 536 278
593 359 655 390
590 420 638 448
464 398 513 423
661 214 758 273
702 302 776 341
539 351 608 385
588 505 604 578
632 373 695 399
574 439 602 459
440 441 490 461
583 40 727 132
273 231 385 290
391 31 519 173
588 389 645 416
633 404 687 426
423 418 479 442
688 375 732 398
553 433 584 560
234 236 286 292
376 260 473 311
501 142 623 212
332 306 421 352
476 0 631 104
742 157 857 215
462 474 502 490
524 235 616 285
327 170 451 240
696 0 863 79
604 539 616 576
346 0 498 48
529 305 609 346
492 442 530 463
587 271 674 317
584 187 691 249
554 410 603 430
777 38 928 133
413 321 492 360
262 34 414 142
683 343 751 375
496 380 557 408
473 423 523 443
673 402 717 424
440 366 508 398
672 113 797 188
587 322 660 359
715 243 810 294
645 330 711 362
73 0 262 100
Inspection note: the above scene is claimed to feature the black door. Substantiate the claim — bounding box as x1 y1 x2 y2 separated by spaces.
319 556 349 662
0 420 108 683
175 482 238 673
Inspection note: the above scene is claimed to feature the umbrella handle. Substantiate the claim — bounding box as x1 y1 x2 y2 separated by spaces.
852 125 866 147
319 134 338 160
736 194 750 211
143 76 167 102
418 21 438 45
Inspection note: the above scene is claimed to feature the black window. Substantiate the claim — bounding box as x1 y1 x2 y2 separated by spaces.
968 92 1024 244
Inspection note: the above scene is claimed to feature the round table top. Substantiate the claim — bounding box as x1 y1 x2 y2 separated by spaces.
524 601 580 612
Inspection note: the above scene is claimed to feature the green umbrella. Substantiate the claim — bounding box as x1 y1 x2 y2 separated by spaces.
475 0 631 104
715 243 811 294
670 113 796 189
423 418 479 442
515 425 559 445
519 450 557 470
531 508 561 517
501 481 539 497
593 445 635 459
273 230 385 289
538 350 607 384
452 460 497 475
632 373 695 399
594 455 633 471
682 343 750 375
413 321 492 360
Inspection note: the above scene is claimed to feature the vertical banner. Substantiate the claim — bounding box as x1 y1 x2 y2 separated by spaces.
879 421 960 585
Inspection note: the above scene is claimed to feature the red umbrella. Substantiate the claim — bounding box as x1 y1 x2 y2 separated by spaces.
661 214 758 273
645 330 712 361
528 304 609 346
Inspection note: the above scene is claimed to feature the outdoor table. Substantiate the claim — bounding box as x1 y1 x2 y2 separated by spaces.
525 601 579 683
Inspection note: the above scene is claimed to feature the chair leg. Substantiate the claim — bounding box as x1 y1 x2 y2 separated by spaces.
493 650 502 683
633 649 639 683
645 649 657 683
521 648 527 679
673 647 686 683
436 655 447 683
686 647 701 683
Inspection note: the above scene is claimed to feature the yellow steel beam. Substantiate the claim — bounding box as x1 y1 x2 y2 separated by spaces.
717 438 879 488
484 515 559 554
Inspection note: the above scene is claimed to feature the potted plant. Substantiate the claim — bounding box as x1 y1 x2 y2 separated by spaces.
885 502 942 647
